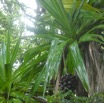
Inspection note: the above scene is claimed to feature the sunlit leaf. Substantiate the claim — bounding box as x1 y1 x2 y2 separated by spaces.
38 0 70 34
10 36 21 64
70 41 89 91
31 40 68 94
6 32 10 64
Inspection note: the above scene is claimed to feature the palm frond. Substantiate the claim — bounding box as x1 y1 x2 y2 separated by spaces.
70 41 89 91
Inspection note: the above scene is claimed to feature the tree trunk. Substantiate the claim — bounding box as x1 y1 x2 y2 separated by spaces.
84 42 104 96
76 78 88 96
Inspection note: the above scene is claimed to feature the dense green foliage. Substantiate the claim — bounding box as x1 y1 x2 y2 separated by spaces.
0 0 104 102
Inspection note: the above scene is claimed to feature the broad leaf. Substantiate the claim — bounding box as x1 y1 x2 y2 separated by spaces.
31 40 68 94
70 41 89 91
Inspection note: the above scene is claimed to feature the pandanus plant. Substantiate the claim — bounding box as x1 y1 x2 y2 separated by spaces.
0 0 104 102
0 3 49 102
31 0 104 96
0 26 49 102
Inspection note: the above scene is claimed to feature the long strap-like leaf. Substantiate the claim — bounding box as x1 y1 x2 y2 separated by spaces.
70 41 89 92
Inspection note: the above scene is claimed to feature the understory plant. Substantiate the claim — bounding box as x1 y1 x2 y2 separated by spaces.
31 0 104 97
